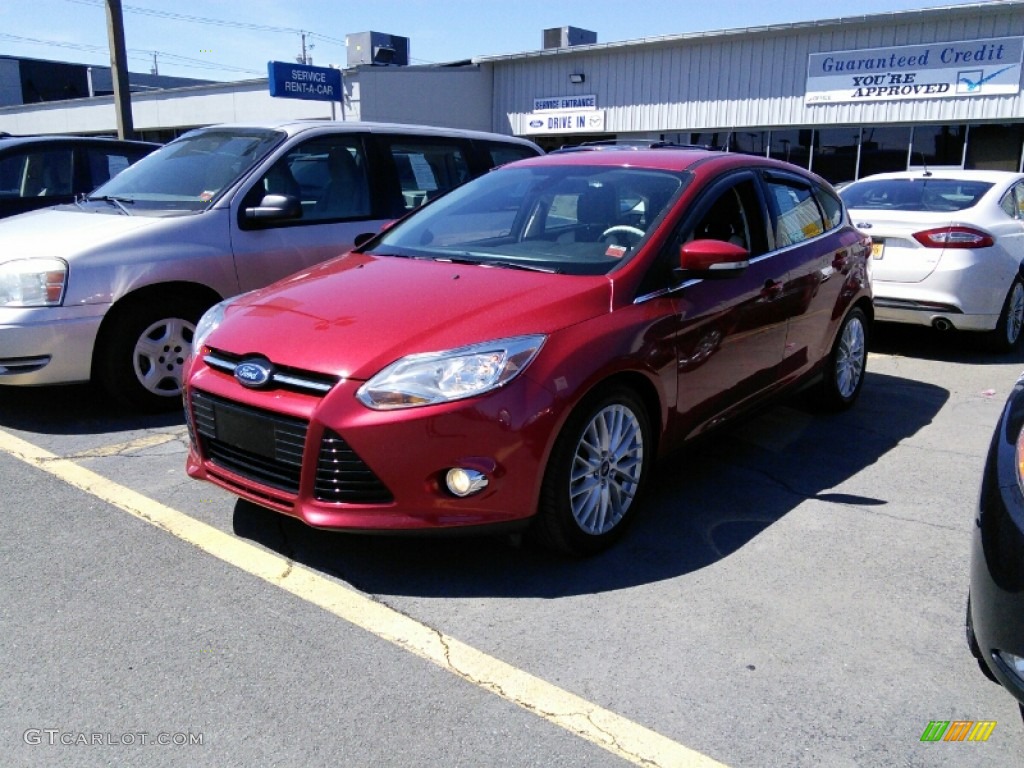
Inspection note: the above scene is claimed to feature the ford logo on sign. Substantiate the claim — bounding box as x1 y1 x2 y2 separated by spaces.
529 119 544 128
235 359 273 389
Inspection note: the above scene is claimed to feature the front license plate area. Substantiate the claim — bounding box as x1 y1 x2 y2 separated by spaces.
871 240 885 259
214 404 276 459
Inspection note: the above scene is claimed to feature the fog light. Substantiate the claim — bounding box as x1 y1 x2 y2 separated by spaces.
446 468 488 497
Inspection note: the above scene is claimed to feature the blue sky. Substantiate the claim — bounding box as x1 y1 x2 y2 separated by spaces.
0 0 991 82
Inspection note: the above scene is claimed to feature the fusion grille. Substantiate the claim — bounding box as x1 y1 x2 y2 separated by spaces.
191 390 308 494
315 429 393 504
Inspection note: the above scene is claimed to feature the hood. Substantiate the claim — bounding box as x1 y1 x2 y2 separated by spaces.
210 253 612 380
0 207 168 261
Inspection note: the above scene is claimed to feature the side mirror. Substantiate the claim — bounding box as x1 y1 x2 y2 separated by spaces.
678 239 750 279
243 194 302 222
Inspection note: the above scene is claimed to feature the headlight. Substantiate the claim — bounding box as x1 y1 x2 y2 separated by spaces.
0 258 67 307
191 299 231 355
356 334 546 410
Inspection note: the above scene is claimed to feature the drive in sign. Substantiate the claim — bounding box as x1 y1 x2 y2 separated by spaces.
268 61 342 102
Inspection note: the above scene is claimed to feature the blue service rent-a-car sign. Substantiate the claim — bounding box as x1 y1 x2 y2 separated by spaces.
268 61 342 102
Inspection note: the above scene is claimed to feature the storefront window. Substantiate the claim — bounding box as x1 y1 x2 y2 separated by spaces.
858 127 911 178
811 127 860 185
768 130 812 169
911 125 966 168
966 124 1024 172
729 131 769 156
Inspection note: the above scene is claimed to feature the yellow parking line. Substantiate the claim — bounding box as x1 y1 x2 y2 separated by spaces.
47 430 187 460
0 428 729 768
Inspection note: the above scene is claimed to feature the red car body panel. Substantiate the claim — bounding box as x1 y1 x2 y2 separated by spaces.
184 149 872 534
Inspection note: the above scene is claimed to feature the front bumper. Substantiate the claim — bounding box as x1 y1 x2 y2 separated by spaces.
0 304 107 385
184 359 562 532
969 379 1024 706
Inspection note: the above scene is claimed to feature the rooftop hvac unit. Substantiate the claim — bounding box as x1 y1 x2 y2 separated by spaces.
346 32 410 67
543 26 597 49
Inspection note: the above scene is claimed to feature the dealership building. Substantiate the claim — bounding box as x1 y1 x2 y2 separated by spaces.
0 0 1022 183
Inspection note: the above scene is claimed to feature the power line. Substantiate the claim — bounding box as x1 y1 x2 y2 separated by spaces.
0 31 263 76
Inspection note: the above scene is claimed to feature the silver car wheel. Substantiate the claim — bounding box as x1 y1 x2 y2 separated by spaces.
835 314 866 399
1005 281 1024 345
569 403 644 535
132 317 195 397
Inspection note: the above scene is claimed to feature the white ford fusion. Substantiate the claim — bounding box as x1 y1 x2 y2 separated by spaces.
841 170 1024 350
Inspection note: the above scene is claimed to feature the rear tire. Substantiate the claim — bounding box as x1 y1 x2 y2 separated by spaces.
984 277 1024 353
533 387 652 556
96 295 209 411
816 306 868 411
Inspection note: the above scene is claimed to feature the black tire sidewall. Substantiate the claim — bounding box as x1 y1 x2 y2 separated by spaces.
534 387 652 556
820 306 868 411
97 296 207 411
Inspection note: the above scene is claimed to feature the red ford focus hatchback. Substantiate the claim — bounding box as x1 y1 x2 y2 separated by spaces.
184 147 872 554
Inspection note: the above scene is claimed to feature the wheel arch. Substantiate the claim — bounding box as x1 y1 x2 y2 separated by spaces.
90 281 224 381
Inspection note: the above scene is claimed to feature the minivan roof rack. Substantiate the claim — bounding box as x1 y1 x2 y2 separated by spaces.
550 139 719 153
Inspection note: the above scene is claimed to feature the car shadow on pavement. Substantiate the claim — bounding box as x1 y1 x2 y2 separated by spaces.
0 383 184 434
232 370 947 597
870 323 1024 366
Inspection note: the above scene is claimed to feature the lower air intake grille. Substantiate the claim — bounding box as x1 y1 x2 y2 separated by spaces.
191 390 308 494
315 429 393 504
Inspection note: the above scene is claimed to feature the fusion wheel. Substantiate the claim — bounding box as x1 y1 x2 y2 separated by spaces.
985 277 1024 353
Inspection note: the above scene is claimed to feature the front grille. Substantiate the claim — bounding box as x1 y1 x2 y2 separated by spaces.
191 390 308 494
204 349 339 395
315 429 393 504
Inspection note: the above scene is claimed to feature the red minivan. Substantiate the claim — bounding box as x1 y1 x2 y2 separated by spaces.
184 147 872 555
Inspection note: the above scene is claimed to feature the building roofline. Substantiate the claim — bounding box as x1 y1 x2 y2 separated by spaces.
471 1 1023 63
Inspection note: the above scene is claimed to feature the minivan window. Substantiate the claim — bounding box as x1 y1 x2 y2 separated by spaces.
382 138 471 212
92 128 284 212
250 135 371 222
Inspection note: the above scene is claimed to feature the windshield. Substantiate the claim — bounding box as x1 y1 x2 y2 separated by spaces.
89 128 285 212
841 178 993 212
371 164 686 275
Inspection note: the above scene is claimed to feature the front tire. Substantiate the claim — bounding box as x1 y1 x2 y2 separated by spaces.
817 306 868 411
96 296 208 411
533 387 652 556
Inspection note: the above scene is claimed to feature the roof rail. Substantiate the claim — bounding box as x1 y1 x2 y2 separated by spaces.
550 139 720 153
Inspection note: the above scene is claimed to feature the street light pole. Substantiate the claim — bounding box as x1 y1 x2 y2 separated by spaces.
105 0 134 139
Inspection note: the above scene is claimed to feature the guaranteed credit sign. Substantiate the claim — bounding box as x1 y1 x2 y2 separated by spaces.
268 61 343 102
805 37 1024 104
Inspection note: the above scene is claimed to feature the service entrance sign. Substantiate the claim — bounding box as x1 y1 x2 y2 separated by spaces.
268 61 342 102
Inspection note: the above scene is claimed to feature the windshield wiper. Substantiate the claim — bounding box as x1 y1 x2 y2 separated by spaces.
434 254 561 274
87 195 135 216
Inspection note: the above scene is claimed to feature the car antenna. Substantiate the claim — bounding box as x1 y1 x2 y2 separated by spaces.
917 152 932 178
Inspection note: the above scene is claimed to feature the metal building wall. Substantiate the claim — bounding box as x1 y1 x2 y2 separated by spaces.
490 2 1024 136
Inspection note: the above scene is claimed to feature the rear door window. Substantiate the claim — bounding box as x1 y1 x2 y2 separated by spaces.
765 179 825 248
379 137 472 212
0 148 74 198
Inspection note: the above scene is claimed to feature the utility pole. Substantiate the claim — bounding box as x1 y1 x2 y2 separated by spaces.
105 0 134 139
150 52 158 76
297 32 314 65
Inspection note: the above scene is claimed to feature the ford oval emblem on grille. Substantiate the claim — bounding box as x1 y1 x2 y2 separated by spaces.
235 358 273 389
856 222 873 229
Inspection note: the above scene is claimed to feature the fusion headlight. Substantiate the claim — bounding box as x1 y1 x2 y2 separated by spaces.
0 258 67 307
356 334 546 410
191 299 232 355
